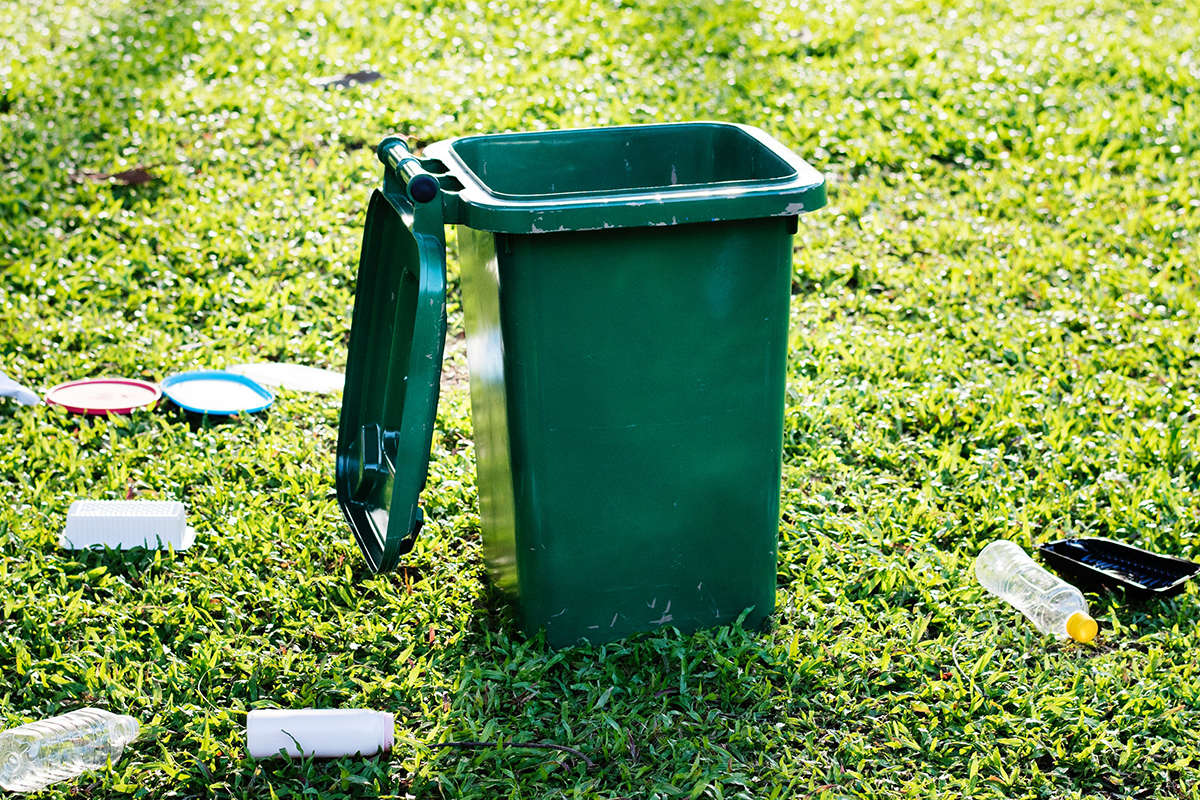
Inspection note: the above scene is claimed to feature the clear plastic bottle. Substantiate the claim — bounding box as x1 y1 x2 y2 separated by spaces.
0 708 139 792
975 540 1098 643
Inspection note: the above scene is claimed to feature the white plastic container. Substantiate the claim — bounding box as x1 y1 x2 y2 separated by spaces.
60 500 194 551
227 363 344 394
975 539 1098 642
247 709 394 759
0 708 140 792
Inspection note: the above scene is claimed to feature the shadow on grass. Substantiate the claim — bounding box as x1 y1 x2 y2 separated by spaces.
46 0 206 117
63 544 178 586
227 558 812 795
162 405 273 432
6 0 208 202
405 594 811 795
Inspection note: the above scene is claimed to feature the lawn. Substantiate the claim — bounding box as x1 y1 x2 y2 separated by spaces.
2 0 1200 797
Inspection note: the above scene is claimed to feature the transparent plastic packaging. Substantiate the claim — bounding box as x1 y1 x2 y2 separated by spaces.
0 708 139 792
975 540 1098 643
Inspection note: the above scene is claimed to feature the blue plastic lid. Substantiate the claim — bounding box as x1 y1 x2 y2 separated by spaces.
162 370 274 415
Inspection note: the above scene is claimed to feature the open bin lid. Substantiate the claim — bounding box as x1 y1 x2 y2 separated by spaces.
336 189 447 571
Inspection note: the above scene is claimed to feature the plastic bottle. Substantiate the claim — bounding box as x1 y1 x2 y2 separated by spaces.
0 708 139 792
975 540 1099 643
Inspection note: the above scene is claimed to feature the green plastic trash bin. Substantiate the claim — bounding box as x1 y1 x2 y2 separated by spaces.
337 122 824 647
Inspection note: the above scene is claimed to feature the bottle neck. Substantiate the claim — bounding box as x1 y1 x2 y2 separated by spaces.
110 716 141 747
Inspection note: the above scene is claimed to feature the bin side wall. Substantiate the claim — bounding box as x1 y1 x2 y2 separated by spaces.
458 226 521 596
490 218 793 647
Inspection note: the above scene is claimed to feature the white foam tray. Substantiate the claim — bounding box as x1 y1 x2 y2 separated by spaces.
60 500 195 551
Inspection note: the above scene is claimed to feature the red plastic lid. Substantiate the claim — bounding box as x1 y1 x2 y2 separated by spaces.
45 378 162 415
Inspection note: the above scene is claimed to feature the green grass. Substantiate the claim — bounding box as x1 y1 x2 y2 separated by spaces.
2 0 1200 796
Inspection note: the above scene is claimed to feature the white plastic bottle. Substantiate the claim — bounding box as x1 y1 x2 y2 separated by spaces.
975 540 1098 643
246 709 394 759
0 708 139 792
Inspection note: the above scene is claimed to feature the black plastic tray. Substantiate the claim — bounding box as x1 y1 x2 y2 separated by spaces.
1039 537 1199 599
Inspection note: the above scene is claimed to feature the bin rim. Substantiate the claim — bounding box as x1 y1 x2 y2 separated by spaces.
422 121 825 234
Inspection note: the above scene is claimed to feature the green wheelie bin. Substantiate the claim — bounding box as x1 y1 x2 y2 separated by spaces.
336 122 824 647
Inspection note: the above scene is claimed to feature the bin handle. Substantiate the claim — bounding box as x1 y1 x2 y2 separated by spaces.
378 137 441 205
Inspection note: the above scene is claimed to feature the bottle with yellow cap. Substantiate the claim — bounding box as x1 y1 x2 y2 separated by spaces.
975 540 1099 643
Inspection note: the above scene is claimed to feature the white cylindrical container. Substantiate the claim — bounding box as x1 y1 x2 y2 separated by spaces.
246 709 394 759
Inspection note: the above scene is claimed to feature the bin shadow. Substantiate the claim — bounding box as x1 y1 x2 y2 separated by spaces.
235 606 815 796
213 533 817 794
363 575 814 793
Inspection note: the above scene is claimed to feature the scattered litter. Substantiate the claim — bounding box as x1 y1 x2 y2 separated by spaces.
68 164 160 187
227 362 343 394
60 500 195 551
976 540 1098 643
0 372 39 405
0 708 140 792
162 370 273 415
1040 537 1200 599
44 378 161 415
310 70 382 89
247 709 393 759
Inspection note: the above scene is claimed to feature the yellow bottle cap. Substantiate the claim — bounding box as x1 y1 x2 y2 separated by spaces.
1066 612 1098 643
